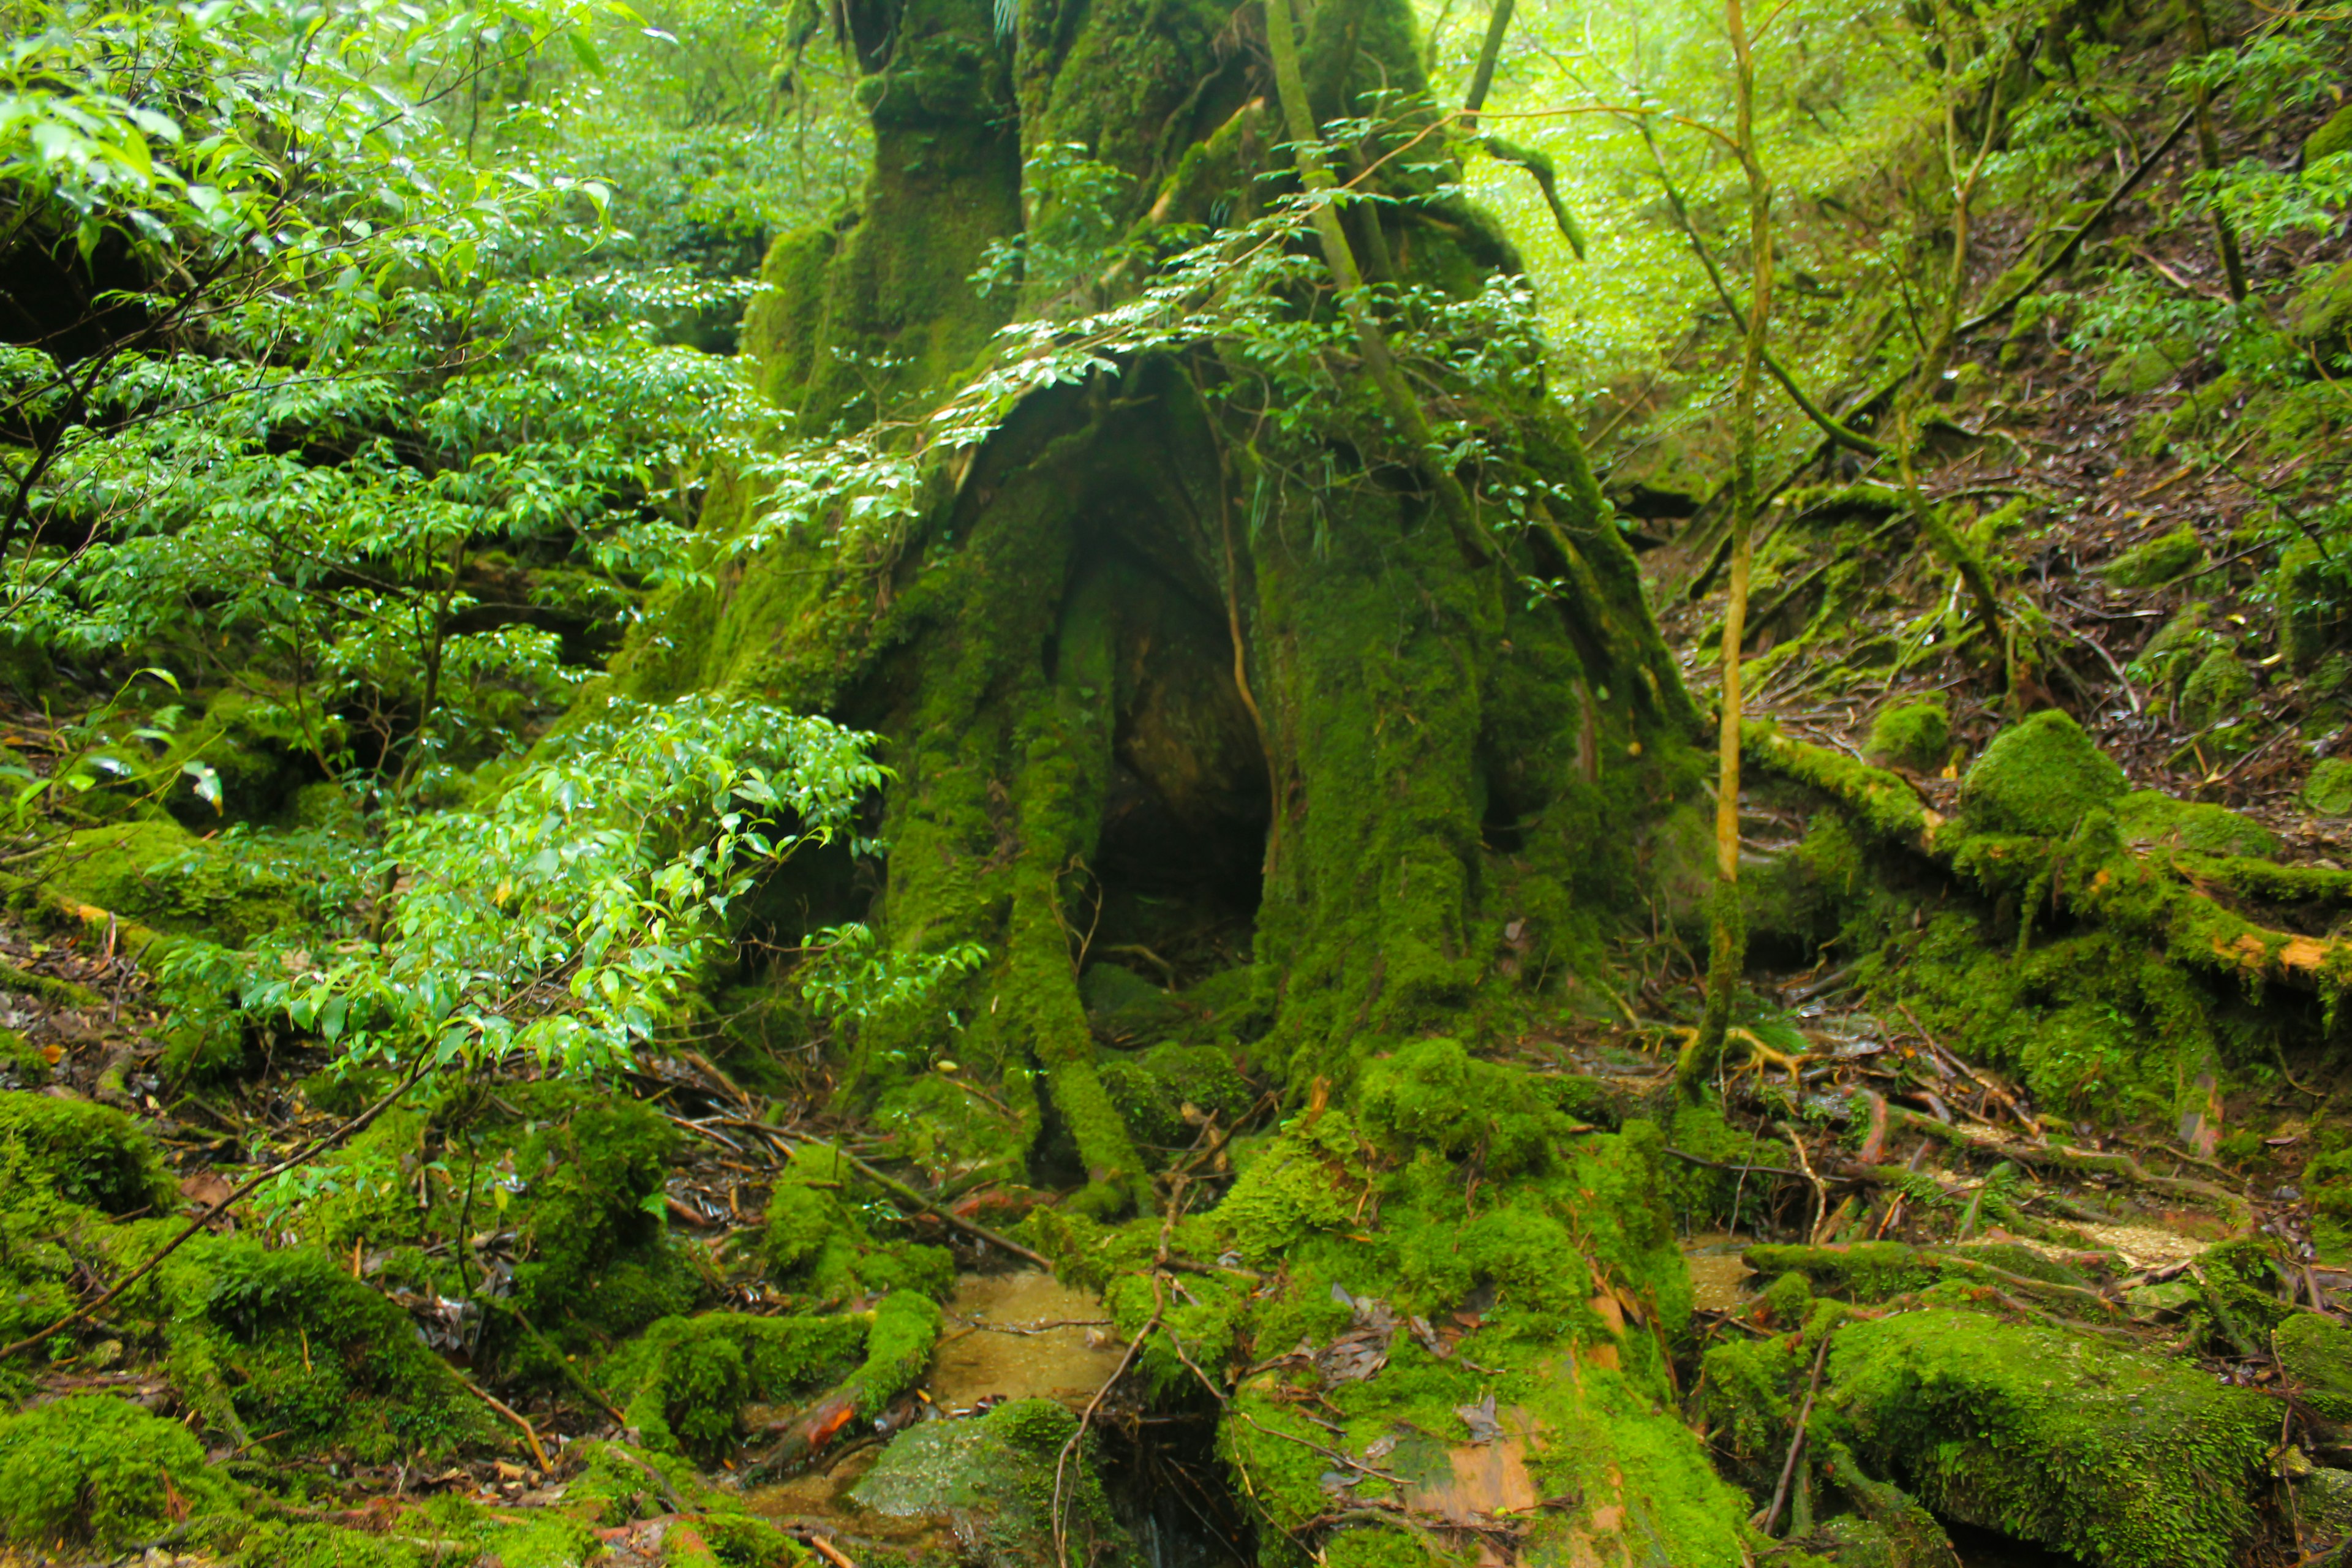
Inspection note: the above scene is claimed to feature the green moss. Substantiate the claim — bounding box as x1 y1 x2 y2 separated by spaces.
1097 1041 1254 1148
2307 757 2352 816
0 1025 45 1085
41 816 306 948
565 1438 718 1525
0 1090 174 1213
2277 1311 2352 1422
0 1395 236 1549
603 1311 867 1460
292 1079 696 1368
163 1237 489 1460
1825 1308 2272 1567
1956 711 2126 838
2100 527 2205 589
230 1521 427 1568
2179 648 2255 730
2113 790 2280 858
759 1144 955 1305
2309 104 2352 167
1357 1037 1575 1175
1863 701 1950 773
850 1398 1129 1568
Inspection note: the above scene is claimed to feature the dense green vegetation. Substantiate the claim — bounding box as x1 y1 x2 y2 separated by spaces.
9 0 2352 1562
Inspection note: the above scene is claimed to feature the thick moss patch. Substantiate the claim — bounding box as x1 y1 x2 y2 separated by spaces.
1955 711 2125 838
1825 1308 2272 1568
851 1398 1128 1568
0 1394 235 1549
163 1237 489 1460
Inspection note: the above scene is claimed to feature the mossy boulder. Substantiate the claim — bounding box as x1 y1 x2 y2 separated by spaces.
851 1398 1130 1568
2277 1311 2352 1422
1863 700 1950 773
604 1311 869 1460
293 1079 698 1363
162 1237 489 1460
2292 258 2352 344
42 816 304 947
1096 1040 1254 1148
1356 1036 1576 1175
2114 790 2280 858
1825 1308 2274 1568
2307 757 2352 817
2307 103 2352 168
0 1395 236 1550
760 1143 955 1304
1079 962 1183 1041
1955 710 2125 838
2101 527 2205 589
0 1090 174 1213
2179 647 2255 730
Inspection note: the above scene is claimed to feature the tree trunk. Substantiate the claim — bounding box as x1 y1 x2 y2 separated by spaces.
616 0 1757 1556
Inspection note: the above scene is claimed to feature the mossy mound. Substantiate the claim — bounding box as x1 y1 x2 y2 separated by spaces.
1863 700 1950 773
1098 1039 1255 1148
2179 648 2255 731
40 816 307 947
0 1394 236 1550
293 1078 697 1366
2308 103 2352 167
162 1237 490 1460
760 1144 956 1305
1955 710 2125 838
2114 790 2281 859
604 1310 869 1459
851 1398 1129 1568
1825 1308 2274 1567
2277 1311 2352 1422
2101 527 2205 589
2308 757 2352 817
0 1090 175 1213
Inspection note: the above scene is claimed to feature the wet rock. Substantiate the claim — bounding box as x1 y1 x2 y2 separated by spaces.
850 1398 1130 1568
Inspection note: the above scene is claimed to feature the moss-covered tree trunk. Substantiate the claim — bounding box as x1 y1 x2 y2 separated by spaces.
617 0 1765 1558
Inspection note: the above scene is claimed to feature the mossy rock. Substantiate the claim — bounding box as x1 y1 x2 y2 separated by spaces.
2100 527 2205 589
2277 537 2348 669
2132 601 2218 695
229 1521 428 1568
159 685 320 829
163 1236 491 1460
850 1398 1130 1568
1079 961 1182 1039
1956 710 2125 838
42 816 305 947
1825 1308 2274 1567
2309 103 2352 168
1097 1040 1254 1148
606 1293 937 1463
2309 758 2352 817
2180 648 2255 730
1863 701 1950 773
1356 1037 1578 1177
2293 258 2352 343
2097 339 2192 396
0 1090 174 1213
2278 1312 2352 1422
2114 790 2281 858
0 1394 236 1550
760 1145 955 1305
293 1079 698 1362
